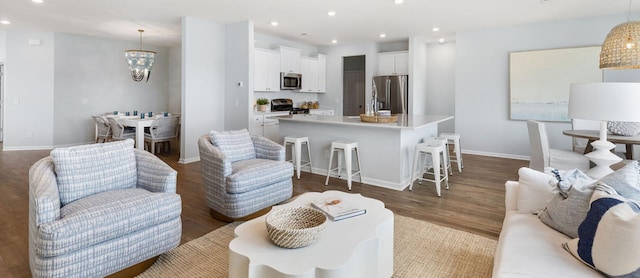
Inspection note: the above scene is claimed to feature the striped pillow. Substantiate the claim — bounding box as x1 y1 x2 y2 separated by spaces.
209 129 256 163
564 184 640 277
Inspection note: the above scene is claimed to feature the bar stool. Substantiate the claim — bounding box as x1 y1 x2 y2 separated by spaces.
284 136 313 179
440 133 463 173
410 138 449 197
325 140 362 191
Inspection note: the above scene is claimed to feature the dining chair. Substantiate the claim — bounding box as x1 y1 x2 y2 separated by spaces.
527 120 590 172
91 115 112 143
107 117 136 141
144 115 180 154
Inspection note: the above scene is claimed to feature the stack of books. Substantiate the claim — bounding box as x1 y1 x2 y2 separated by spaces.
310 197 366 221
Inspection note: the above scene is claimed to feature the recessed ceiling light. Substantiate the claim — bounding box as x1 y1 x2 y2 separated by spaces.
328 11 336 16
270 21 278 26
380 33 387 38
432 27 440 32
438 38 445 44
394 0 404 4
331 39 338 44
0 20 10 25
32 0 44 3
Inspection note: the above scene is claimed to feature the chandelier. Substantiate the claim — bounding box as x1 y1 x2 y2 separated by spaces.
600 0 640 69
125 29 156 82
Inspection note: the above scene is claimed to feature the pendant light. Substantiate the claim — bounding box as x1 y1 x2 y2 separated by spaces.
124 29 156 82
600 0 640 69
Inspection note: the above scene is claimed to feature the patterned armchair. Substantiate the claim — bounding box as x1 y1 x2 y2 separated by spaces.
28 139 182 277
198 129 293 221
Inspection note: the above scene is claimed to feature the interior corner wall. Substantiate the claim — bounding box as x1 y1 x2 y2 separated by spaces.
0 31 6 62
168 46 182 115
3 31 54 150
181 16 226 163
408 37 428 116
225 21 253 131
455 13 631 159
426 42 456 134
53 33 170 147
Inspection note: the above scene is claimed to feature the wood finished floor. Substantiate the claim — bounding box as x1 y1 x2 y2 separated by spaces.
0 147 527 277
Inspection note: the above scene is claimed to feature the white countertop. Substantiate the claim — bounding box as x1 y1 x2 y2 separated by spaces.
274 114 453 130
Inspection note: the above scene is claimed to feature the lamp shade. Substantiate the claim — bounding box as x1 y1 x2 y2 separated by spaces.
568 82 640 122
600 21 640 69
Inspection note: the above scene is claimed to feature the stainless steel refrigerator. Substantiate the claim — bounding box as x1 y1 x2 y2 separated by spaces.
372 75 408 114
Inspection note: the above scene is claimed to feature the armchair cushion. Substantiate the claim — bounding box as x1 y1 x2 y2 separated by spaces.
36 188 181 257
210 129 256 163
51 139 137 206
227 159 294 194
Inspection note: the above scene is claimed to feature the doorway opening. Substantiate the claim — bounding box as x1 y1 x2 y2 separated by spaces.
342 55 366 116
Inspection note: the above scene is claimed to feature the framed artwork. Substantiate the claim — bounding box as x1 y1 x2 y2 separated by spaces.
509 46 603 122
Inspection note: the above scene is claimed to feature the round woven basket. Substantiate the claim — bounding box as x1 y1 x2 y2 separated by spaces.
265 207 327 249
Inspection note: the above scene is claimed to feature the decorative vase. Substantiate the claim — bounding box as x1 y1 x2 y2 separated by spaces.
607 121 640 136
257 105 267 112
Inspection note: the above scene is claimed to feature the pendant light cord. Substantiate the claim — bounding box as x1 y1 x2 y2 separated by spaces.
629 0 633 22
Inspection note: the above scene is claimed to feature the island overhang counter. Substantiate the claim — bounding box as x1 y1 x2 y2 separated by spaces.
273 114 454 191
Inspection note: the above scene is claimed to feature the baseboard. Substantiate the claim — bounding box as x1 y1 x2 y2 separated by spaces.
461 149 529 161
2 145 53 151
179 156 200 164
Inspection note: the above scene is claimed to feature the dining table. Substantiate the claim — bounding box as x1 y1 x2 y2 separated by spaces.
118 117 155 150
562 129 640 159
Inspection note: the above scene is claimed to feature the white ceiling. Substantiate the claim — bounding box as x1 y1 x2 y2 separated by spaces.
0 0 637 47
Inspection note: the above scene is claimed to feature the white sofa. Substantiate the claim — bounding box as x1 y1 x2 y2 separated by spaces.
492 180 601 277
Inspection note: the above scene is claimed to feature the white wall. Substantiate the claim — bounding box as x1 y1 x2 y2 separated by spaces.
455 13 633 159
181 16 226 163
409 37 428 116
168 46 182 114
225 21 253 130
319 42 380 116
4 31 54 150
426 41 456 133
254 32 319 57
0 31 6 62
53 33 170 146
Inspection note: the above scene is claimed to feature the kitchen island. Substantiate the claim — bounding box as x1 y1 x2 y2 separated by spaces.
274 114 454 191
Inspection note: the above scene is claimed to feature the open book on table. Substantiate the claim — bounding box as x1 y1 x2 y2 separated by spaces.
310 197 366 221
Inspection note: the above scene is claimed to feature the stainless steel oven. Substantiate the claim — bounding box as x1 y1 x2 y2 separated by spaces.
280 72 302 90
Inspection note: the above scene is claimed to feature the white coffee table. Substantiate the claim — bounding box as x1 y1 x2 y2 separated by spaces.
228 190 394 278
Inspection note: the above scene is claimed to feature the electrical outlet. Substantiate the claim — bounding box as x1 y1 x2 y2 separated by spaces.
27 131 33 138
324 149 330 158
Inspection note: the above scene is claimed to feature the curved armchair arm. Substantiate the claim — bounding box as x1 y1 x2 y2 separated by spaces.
251 134 285 161
29 157 61 226
199 134 232 178
135 149 177 193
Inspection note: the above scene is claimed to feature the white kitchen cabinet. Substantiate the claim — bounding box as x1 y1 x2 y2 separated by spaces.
309 109 334 115
377 51 408 75
249 112 288 142
263 121 280 142
280 46 301 73
254 48 280 92
317 54 327 92
300 57 319 93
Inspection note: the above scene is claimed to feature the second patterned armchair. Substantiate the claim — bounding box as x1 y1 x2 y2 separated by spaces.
198 129 293 221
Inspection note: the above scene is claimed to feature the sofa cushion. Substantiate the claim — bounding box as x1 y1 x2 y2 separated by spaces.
564 184 640 277
210 129 256 163
516 167 557 213
226 159 293 194
51 139 137 206
36 188 181 257
598 160 640 202
539 168 596 238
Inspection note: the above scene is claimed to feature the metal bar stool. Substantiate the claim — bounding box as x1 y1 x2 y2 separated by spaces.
410 138 449 196
440 133 463 173
283 136 313 179
325 140 362 191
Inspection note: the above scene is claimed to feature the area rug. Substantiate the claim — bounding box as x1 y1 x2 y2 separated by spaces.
137 215 496 277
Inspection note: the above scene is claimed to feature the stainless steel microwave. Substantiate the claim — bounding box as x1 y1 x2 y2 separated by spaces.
280 72 302 90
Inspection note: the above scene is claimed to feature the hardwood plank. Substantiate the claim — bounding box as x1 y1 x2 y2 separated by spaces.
0 147 527 277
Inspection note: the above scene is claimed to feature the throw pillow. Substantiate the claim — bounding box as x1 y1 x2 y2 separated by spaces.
51 139 137 206
564 184 640 277
209 129 256 163
538 168 596 238
516 167 558 214
598 160 640 202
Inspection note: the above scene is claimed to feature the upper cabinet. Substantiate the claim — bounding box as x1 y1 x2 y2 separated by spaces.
254 48 280 92
280 46 301 73
300 57 319 93
318 54 327 92
377 51 408 76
